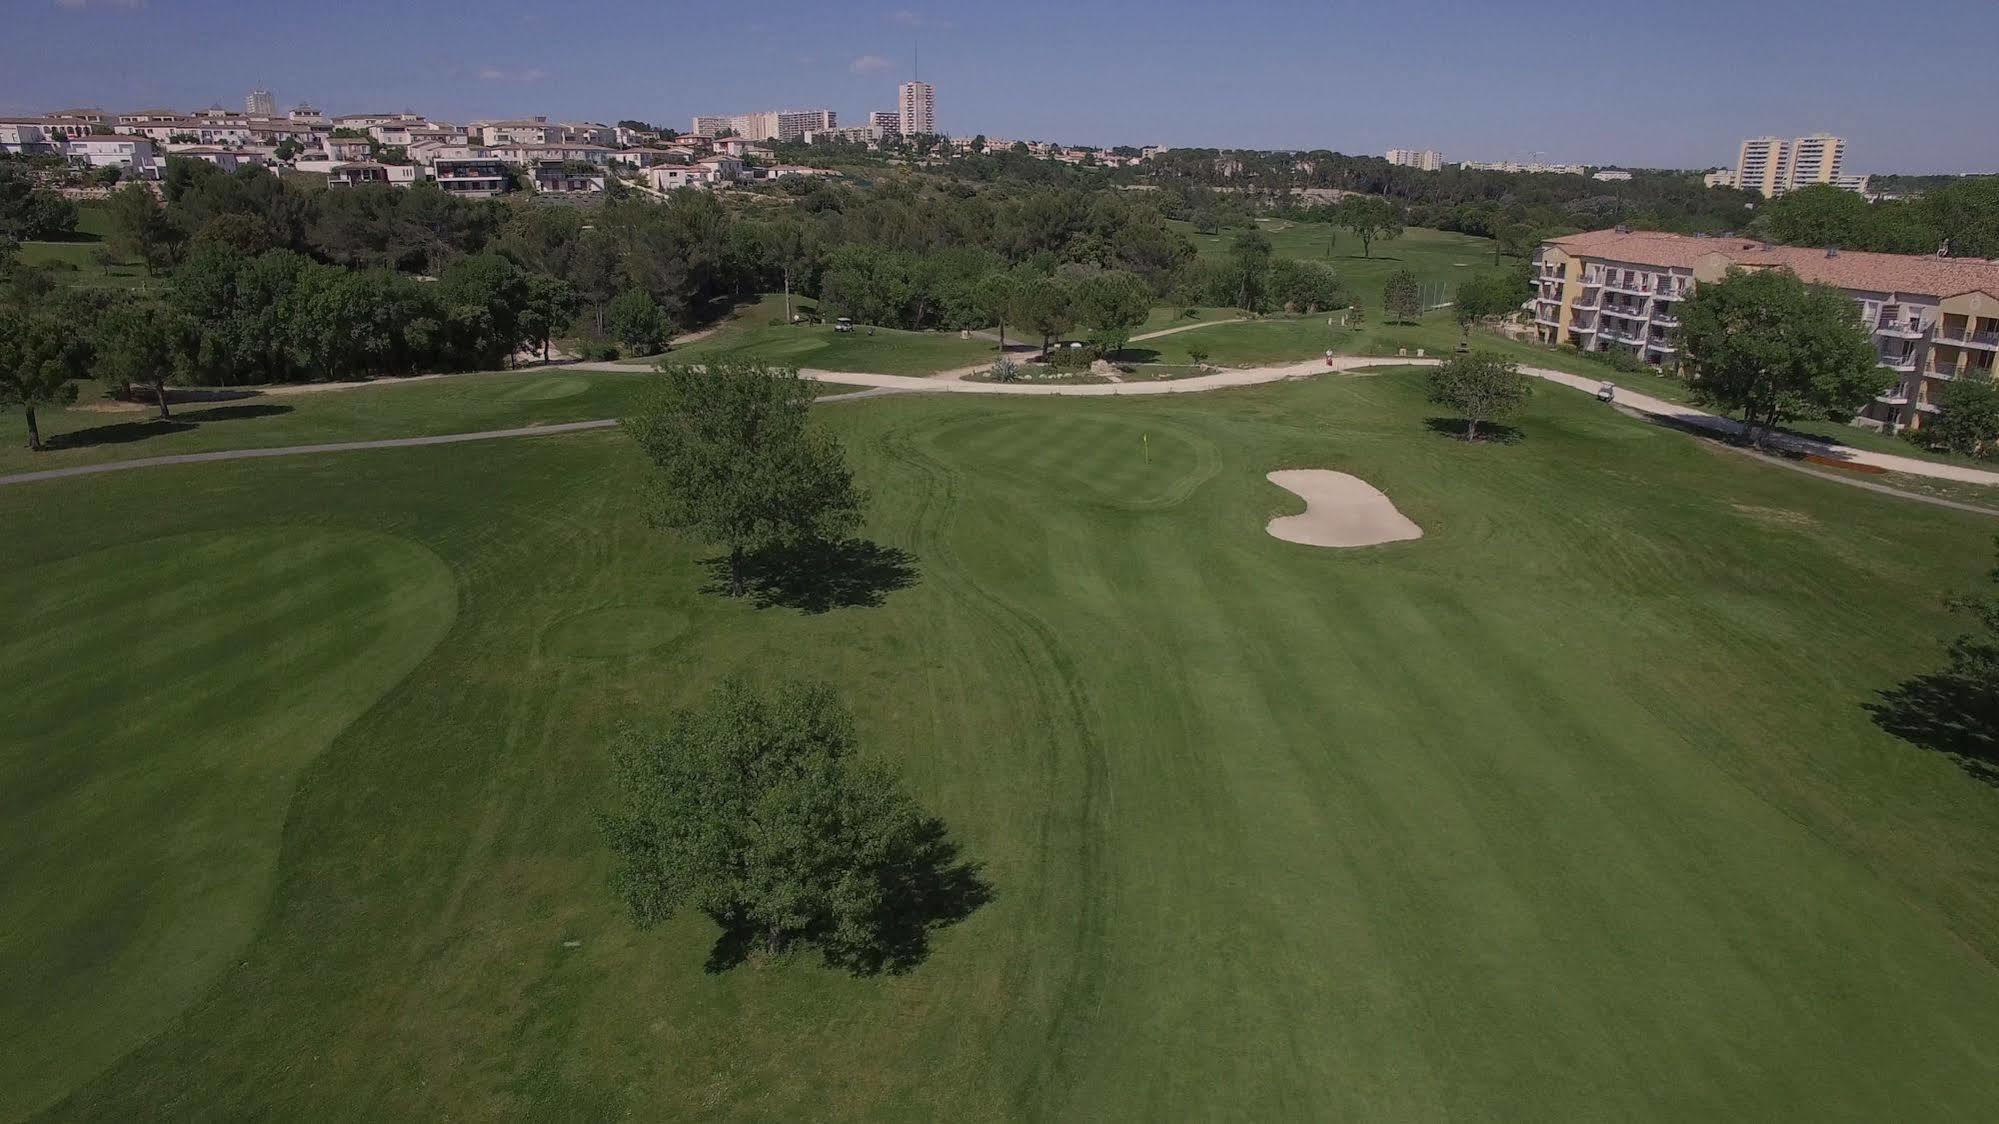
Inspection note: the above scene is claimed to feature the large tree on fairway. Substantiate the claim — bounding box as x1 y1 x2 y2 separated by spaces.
520 272 580 362
626 362 863 595
601 677 988 972
1383 268 1422 324
1073 269 1151 360
1677 267 1883 445
609 288 668 354
1454 267 1529 342
103 182 185 275
98 303 195 418
1427 351 1531 441
1337 195 1404 258
0 308 87 451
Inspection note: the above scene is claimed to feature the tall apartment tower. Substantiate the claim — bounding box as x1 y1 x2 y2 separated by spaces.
870 109 902 135
1735 137 1789 198
898 81 935 137
246 88 276 117
1386 148 1443 171
1785 134 1846 192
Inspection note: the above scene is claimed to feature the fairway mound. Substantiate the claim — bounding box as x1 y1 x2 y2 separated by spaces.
1265 470 1422 548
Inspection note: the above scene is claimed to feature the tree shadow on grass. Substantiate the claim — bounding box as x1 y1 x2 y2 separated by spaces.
1111 347 1162 365
1423 417 1526 445
702 538 919 613
174 402 295 423
44 418 195 450
703 817 994 976
1865 672 1999 788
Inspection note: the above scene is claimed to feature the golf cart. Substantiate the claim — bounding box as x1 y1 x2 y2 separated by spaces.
834 317 854 333
1596 382 1616 403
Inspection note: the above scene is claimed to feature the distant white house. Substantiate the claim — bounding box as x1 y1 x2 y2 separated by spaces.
1592 169 1634 182
66 134 157 177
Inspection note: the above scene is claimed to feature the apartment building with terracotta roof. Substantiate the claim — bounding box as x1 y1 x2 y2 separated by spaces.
1533 228 1999 431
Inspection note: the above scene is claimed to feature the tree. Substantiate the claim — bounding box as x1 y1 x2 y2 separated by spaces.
1187 345 1211 371
520 272 580 362
1267 258 1344 313
1011 274 1075 355
1337 195 1403 258
1382 268 1422 324
1922 378 1999 458
1454 267 1529 342
1073 269 1150 360
1921 177 1999 259
610 288 668 354
600 677 987 973
0 307 86 451
975 272 1019 352
97 303 194 418
1427 351 1531 441
1678 267 1884 445
103 182 184 274
626 363 864 595
0 165 79 241
1228 227 1272 311
1761 184 1873 250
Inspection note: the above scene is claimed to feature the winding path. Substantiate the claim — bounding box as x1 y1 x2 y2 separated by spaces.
8 356 1999 491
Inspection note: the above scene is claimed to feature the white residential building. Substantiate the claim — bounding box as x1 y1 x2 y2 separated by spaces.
246 89 276 117
65 134 157 176
1733 134 1849 198
1385 148 1443 171
870 110 901 136
898 81 935 136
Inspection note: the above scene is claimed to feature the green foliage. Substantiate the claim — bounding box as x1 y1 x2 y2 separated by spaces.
1427 351 1531 441
1761 184 1874 249
1229 227 1273 311
609 288 669 353
1073 269 1151 358
1921 177 1999 259
1382 268 1422 324
602 678 986 973
0 306 88 449
1336 195 1404 258
95 301 195 418
1267 257 1345 313
0 164 79 241
104 182 184 274
625 362 864 593
1186 345 1211 369
1454 266 1529 331
1677 267 1884 442
1011 274 1076 352
1917 379 1999 459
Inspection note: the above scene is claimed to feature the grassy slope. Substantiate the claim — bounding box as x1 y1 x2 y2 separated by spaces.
16 203 161 292
7 372 1999 1118
0 529 457 1120
643 294 1001 375
0 370 865 477
1168 218 1498 296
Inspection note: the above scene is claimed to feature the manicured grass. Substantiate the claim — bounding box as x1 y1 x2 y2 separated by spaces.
1168 219 1500 299
9 370 1999 1117
15 202 162 291
0 370 866 477
629 293 1000 375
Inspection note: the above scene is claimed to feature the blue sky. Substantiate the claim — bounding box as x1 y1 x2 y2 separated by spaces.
3 0 1994 173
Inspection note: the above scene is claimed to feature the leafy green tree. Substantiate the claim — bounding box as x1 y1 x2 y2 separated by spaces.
1267 258 1344 313
1337 195 1403 258
1073 269 1151 360
520 272 580 362
601 677 987 973
1762 184 1873 250
97 302 195 418
976 272 1019 351
1922 378 1999 458
0 165 79 241
610 288 668 354
1187 345 1211 370
104 182 185 274
436 253 533 367
626 362 864 595
0 307 87 450
1454 267 1529 342
1427 351 1531 442
1678 267 1884 445
1229 228 1272 311
1011 274 1075 355
1382 269 1422 324
1921 177 1999 259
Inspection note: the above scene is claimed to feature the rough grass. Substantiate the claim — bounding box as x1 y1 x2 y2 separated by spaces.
7 370 1999 1118
1168 220 1499 298
641 294 1000 375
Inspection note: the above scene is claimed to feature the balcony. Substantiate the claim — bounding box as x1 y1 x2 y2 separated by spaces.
1534 314 1559 327
1876 386 1910 405
1652 286 1686 302
1651 312 1680 328
1571 322 1598 335
1572 295 1601 310
1578 274 1604 288
1601 305 1648 321
1938 328 1999 350
1603 280 1655 297
1878 353 1919 373
1645 338 1677 353
1875 315 1928 338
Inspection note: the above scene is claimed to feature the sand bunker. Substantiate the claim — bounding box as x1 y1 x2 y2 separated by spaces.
1265 470 1423 548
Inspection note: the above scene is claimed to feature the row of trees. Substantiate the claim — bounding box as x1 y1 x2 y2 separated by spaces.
1753 180 1999 259
0 164 79 242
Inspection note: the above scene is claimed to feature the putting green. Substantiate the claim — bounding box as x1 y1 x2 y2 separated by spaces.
0 528 456 1121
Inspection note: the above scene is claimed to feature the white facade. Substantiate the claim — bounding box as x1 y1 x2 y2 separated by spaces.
246 89 276 117
898 81 935 136
870 110 901 135
1385 148 1443 171
66 135 156 174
